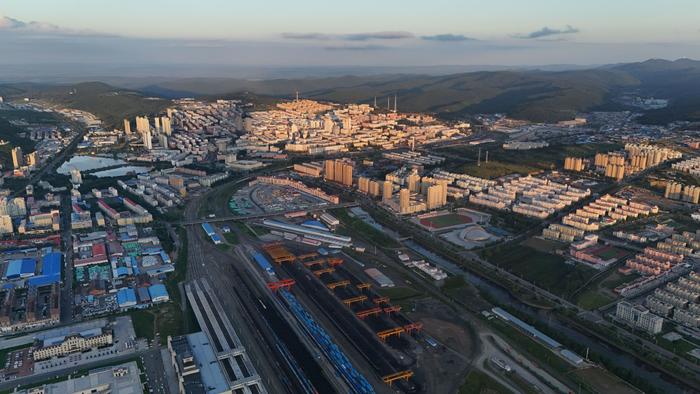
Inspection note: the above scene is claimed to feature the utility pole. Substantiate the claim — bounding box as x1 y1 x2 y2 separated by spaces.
485 151 489 163
477 148 481 167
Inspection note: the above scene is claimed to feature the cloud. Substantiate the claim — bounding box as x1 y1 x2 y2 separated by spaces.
421 34 475 42
323 44 390 51
343 31 413 41
283 31 413 41
281 32 332 40
0 15 62 32
0 15 114 37
517 25 579 39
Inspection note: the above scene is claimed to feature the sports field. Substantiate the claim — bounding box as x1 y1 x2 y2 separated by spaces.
419 213 472 229
592 245 629 260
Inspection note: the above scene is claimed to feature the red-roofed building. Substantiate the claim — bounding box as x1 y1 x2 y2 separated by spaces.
92 242 107 258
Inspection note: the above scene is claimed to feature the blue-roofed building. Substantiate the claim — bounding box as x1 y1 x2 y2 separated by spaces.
4 258 36 279
148 284 170 303
201 223 215 236
41 252 62 277
117 288 137 308
145 266 174 277
492 307 562 348
253 252 273 273
137 287 151 303
20 259 37 278
114 266 130 278
159 251 171 265
27 275 60 287
301 220 328 231
142 247 162 255
4 260 23 279
210 234 222 245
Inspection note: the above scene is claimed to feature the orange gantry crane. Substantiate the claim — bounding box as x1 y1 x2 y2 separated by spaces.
303 259 326 268
327 257 344 267
373 296 390 305
377 327 405 341
297 252 318 261
262 243 296 263
383 305 401 314
356 283 371 291
383 370 414 385
327 280 350 290
266 279 296 292
342 295 368 306
312 267 335 277
404 322 423 334
355 307 382 319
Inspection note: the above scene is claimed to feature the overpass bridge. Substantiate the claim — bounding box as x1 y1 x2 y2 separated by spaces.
180 201 359 225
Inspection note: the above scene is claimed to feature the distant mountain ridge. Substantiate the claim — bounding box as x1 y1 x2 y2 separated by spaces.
2 59 700 124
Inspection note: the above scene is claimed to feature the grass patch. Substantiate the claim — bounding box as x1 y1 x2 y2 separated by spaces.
572 367 642 394
224 231 239 244
521 236 567 253
458 160 542 179
481 243 596 298
487 318 574 376
249 224 270 236
458 369 511 394
657 336 697 355
576 290 615 310
442 275 468 291
377 286 423 301
601 271 640 290
452 143 622 176
129 303 187 345
333 208 400 248
234 221 257 237
153 225 174 254
130 309 156 341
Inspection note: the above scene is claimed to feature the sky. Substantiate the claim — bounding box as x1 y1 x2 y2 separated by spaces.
2 0 700 76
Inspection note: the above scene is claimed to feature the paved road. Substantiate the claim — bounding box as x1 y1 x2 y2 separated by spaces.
476 333 572 394
59 194 74 324
142 343 169 394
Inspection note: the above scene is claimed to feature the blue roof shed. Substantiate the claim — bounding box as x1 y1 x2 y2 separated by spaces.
41 253 62 277
117 288 137 307
148 284 169 302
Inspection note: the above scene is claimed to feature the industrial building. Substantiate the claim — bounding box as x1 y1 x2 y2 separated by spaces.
26 361 143 394
185 279 267 393
168 332 232 394
261 219 352 247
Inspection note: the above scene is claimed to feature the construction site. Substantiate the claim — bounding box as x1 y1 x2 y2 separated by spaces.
255 242 423 393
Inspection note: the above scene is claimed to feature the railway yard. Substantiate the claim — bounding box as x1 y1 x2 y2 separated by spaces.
179 178 484 394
